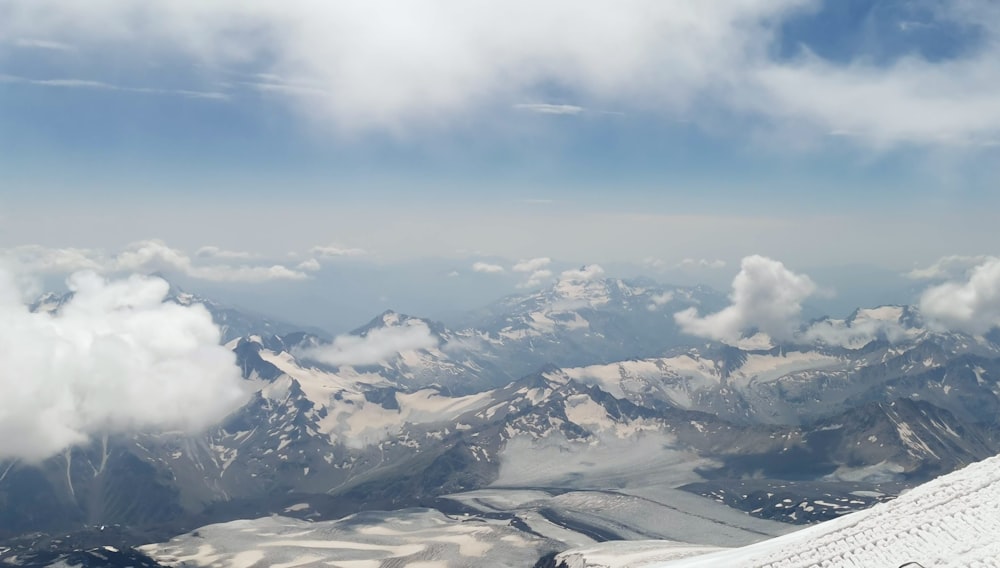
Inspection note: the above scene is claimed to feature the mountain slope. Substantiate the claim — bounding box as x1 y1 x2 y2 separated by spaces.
554 452 1000 567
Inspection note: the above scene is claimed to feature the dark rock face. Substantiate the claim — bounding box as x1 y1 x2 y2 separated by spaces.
0 525 170 568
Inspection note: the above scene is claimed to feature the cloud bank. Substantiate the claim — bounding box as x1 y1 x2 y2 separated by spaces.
0 268 246 462
801 313 909 348
920 257 1000 335
2 240 316 283
675 255 816 343
297 321 439 367
677 254 1000 346
3 0 1000 144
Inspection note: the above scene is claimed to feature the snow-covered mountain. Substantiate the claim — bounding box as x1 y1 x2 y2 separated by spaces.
458 276 728 376
565 311 1000 427
552 451 1000 568
6 282 1000 565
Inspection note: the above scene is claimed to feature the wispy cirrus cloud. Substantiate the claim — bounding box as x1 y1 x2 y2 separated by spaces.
0 73 229 100
12 38 76 51
513 103 585 115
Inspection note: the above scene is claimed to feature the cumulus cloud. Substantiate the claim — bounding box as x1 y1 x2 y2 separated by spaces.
4 0 1000 144
296 321 438 367
1 241 310 283
675 255 816 343
296 258 322 272
513 257 553 288
513 257 552 273
560 265 606 282
472 261 505 274
646 292 675 312
919 257 1000 335
0 268 246 461
907 255 996 280
517 269 553 289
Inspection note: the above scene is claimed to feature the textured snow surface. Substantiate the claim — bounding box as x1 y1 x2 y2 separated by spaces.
141 509 559 568
650 454 1000 567
557 541 725 568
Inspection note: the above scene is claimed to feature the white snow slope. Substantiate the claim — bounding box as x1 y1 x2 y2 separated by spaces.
567 454 1000 567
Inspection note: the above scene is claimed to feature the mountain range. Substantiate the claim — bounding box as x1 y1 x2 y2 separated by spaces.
3 273 999 566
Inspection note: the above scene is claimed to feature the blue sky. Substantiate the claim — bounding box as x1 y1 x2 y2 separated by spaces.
1 0 999 330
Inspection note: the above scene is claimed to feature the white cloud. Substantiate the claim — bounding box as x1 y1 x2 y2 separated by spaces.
2 244 104 274
750 42 1000 147
310 244 367 258
114 240 309 282
517 269 553 289
907 255 997 280
919 257 1000 335
0 72 229 100
1 241 310 283
512 257 554 287
513 257 551 273
647 291 675 311
0 268 246 461
675 255 816 343
513 103 585 115
296 321 438 367
801 317 908 348
560 264 605 282
472 261 505 274
13 38 76 51
5 0 1000 144
296 258 322 272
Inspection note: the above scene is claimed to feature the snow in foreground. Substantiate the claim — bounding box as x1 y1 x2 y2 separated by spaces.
561 454 1000 568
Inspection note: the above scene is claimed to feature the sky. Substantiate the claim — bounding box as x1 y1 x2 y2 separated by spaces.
2 0 1000 331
